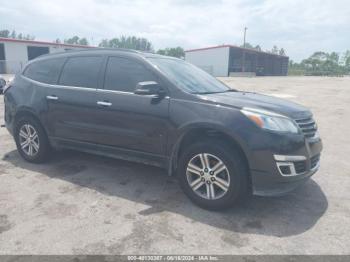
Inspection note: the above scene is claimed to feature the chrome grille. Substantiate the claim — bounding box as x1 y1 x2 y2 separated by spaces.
295 117 317 138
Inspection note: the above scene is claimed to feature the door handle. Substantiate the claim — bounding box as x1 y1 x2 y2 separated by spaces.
46 95 58 100
97 101 112 107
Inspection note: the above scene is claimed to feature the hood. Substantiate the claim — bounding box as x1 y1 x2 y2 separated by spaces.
198 91 311 119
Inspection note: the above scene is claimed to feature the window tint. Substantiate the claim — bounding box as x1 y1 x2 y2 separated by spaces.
59 56 103 88
104 57 156 92
23 58 66 84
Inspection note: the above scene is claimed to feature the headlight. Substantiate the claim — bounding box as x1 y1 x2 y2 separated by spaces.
241 107 299 133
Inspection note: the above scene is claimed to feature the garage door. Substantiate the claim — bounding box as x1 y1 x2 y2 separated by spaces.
27 46 50 60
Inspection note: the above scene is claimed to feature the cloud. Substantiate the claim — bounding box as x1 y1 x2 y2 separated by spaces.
0 0 349 61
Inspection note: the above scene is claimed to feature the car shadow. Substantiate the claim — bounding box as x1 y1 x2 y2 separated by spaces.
2 149 328 237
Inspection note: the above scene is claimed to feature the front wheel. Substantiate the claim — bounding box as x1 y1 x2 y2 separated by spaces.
177 140 248 210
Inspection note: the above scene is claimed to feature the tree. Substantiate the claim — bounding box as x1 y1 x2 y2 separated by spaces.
240 42 254 49
10 30 16 39
64 36 89 45
78 38 89 45
344 50 350 68
298 51 347 76
0 29 35 40
98 36 153 51
329 52 339 63
64 36 80 45
0 30 10 38
255 45 262 51
156 47 185 58
279 48 286 56
271 45 279 54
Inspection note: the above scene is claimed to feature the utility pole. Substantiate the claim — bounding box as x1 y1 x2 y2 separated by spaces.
242 27 247 73
243 27 247 48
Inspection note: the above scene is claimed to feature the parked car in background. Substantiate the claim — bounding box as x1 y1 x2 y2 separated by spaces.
0 76 6 94
3 49 322 210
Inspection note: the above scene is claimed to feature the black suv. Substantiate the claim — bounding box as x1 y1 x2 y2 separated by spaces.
3 49 322 210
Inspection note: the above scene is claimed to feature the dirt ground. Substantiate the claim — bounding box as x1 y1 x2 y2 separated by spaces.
0 76 349 255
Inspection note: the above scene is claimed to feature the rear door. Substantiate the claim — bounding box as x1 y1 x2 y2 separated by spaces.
46 55 104 143
94 56 170 156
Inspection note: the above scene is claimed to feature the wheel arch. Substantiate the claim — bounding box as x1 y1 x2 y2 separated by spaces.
14 108 48 137
169 123 252 187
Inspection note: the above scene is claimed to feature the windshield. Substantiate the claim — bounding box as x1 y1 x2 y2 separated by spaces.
148 58 232 94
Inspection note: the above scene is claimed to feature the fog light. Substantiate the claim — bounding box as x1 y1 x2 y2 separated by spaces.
276 162 297 176
279 165 291 175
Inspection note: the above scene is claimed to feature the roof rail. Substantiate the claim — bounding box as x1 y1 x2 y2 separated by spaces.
63 47 143 54
34 47 147 59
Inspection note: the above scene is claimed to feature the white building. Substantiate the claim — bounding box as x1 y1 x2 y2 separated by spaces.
185 45 289 77
0 38 93 74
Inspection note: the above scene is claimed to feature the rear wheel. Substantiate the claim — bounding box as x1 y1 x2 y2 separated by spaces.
177 140 248 210
14 116 51 163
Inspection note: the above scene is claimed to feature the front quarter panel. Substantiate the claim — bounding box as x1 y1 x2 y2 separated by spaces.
167 98 254 160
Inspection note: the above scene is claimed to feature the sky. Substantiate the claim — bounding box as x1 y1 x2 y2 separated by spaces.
1 0 349 61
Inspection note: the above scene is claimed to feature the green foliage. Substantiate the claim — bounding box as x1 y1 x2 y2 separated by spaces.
255 45 262 51
64 36 89 46
289 51 350 76
0 29 35 40
240 42 263 52
241 42 254 49
99 36 153 51
279 48 286 56
156 47 185 58
271 45 279 54
0 30 10 38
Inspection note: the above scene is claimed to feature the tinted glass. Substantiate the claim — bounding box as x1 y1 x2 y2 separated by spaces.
104 57 156 92
59 56 103 88
23 58 66 84
149 58 231 94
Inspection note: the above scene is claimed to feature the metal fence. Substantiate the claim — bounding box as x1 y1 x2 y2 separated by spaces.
0 60 25 74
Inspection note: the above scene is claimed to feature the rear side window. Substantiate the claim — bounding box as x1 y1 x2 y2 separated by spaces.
104 57 156 92
23 58 65 84
59 56 103 89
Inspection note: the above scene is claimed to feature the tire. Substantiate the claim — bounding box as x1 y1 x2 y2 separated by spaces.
177 140 249 210
14 116 51 163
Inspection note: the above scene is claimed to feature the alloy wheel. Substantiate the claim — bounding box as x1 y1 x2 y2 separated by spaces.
186 153 230 200
18 124 40 157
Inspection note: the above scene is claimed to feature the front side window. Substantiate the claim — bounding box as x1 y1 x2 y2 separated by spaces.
148 58 231 94
59 56 103 89
104 57 156 92
23 58 65 84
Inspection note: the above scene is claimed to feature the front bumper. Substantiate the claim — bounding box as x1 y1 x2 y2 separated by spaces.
250 135 323 196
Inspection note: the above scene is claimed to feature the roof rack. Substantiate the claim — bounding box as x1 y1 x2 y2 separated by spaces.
64 47 142 54
35 47 145 59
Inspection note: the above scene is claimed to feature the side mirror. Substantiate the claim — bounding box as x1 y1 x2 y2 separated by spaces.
134 81 165 97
